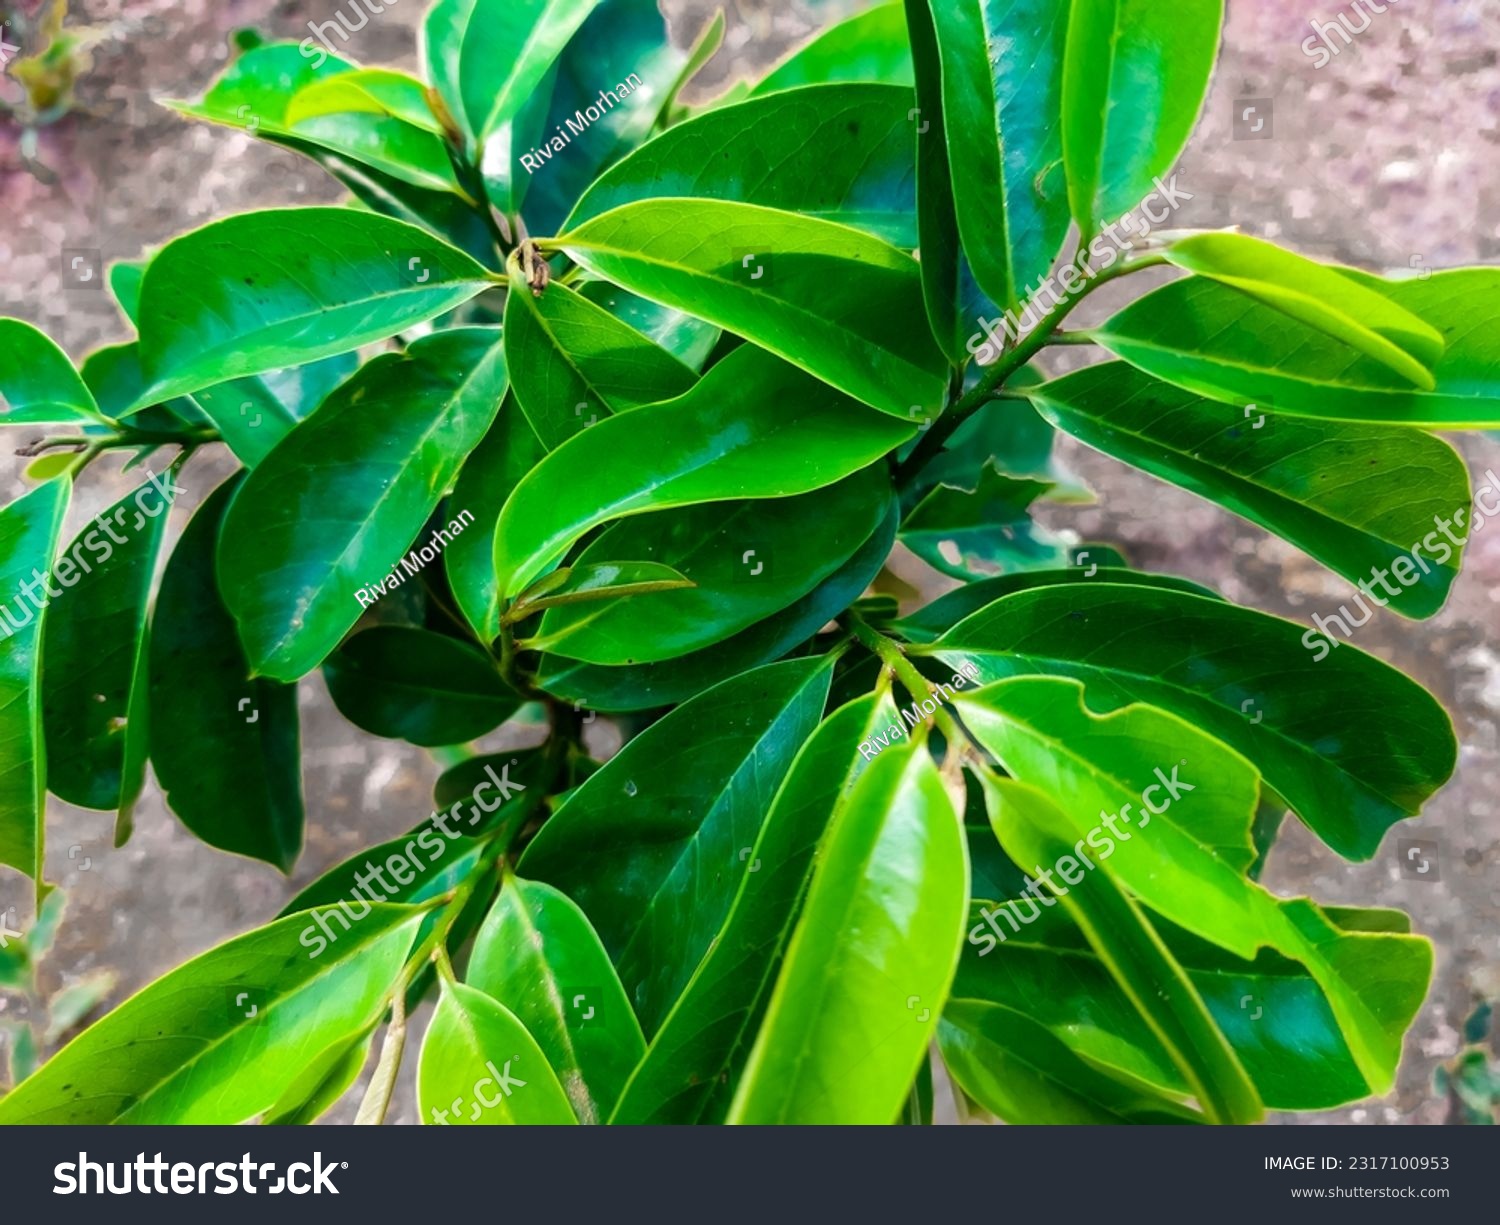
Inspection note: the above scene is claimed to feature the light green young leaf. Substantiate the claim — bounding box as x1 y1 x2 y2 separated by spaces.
727 740 967 1124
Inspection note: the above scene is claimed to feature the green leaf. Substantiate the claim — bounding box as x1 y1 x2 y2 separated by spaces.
0 905 424 1123
190 353 359 469
929 581 1455 861
612 693 896 1124
0 320 103 424
727 739 967 1124
424 0 603 149
940 1001 1202 1124
900 465 1069 580
920 0 1071 310
219 329 507 681
282 78 465 196
559 199 949 417
1030 361 1468 618
1163 234 1443 387
323 627 518 747
577 282 721 370
503 278 697 450
467 876 647 1123
265 1029 374 1125
510 561 694 623
279 749 553 918
976 774 1260 1123
149 478 303 870
133 208 493 406
900 0 963 361
500 0 693 233
285 68 445 133
494 345 912 598
417 978 578 1125
750 2 913 95
165 41 352 132
43 475 173 813
168 45 464 197
445 394 545 643
1062 0 1222 230
79 342 205 435
567 83 918 248
536 502 896 711
520 657 834 1034
954 898 1428 1111
530 467 893 664
954 677 1433 1099
897 566 1218 643
0 479 70 886
1093 269 1500 427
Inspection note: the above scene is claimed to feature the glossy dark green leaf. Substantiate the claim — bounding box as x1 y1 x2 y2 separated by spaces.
1094 269 1500 426
79 342 205 436
520 657 834 1034
531 467 893 664
219 329 507 681
494 345 912 598
900 465 1068 580
417 977 577 1125
0 479 70 886
921 0 1070 310
189 353 359 469
957 897 1428 1111
577 282 721 370
536 502 896 711
43 476 174 813
908 385 1080 503
445 394 545 644
149 479 303 870
467 876 646 1123
1163 233 1443 387
750 2 913 95
977 774 1260 1123
959 680 1434 1101
727 740 966 1123
612 693 896 1124
503 279 697 449
1062 0 1222 230
0 320 104 425
897 567 1218 643
501 0 691 233
930 582 1455 861
280 749 553 918
1030 361 1468 618
559 199 948 417
568 84 918 248
323 626 517 747
133 209 493 406
0 905 424 1123
424 0 602 150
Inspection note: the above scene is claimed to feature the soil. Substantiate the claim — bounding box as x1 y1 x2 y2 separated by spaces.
0 0 1495 1126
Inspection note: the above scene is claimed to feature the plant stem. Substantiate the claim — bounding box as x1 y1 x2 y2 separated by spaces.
844 611 967 747
895 251 1169 489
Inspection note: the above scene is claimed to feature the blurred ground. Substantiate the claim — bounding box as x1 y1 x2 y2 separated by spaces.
0 0 1495 1125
